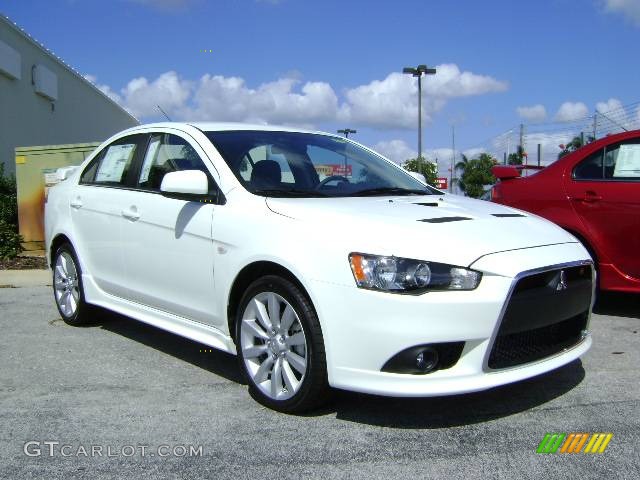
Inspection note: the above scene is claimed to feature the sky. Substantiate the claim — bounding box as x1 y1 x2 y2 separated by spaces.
2 0 640 172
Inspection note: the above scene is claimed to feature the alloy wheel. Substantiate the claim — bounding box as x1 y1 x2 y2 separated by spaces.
54 251 80 318
240 292 308 401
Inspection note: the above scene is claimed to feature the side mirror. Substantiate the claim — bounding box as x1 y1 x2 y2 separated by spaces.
160 170 209 199
408 171 427 184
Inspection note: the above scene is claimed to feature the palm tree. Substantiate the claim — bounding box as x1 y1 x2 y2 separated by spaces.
454 154 470 193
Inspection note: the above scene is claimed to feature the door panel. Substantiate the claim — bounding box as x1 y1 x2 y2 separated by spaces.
71 134 147 296
118 192 218 324
117 132 221 325
70 185 129 296
566 141 640 279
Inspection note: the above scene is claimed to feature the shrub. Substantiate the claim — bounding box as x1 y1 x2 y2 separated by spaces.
0 163 22 259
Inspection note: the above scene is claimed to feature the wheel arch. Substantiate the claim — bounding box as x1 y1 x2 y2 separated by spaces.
49 233 73 268
226 261 314 343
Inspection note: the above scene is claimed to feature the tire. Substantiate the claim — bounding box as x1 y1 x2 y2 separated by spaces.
235 275 329 413
52 243 92 326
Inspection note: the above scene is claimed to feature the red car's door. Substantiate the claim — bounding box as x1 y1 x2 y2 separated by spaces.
565 139 640 280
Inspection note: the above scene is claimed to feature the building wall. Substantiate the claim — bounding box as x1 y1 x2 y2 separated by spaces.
0 16 138 176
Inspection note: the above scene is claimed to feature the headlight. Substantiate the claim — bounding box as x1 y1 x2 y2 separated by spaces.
349 253 482 293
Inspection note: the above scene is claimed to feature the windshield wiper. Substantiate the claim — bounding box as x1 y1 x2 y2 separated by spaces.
252 188 329 198
350 187 431 197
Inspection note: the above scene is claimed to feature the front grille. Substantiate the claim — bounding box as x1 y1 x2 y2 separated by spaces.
488 264 592 369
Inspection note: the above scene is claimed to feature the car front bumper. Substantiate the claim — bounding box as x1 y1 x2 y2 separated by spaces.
309 242 594 397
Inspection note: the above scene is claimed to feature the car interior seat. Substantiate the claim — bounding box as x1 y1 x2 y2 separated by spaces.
251 160 282 189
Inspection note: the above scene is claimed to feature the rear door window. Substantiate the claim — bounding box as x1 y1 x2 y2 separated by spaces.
80 134 146 187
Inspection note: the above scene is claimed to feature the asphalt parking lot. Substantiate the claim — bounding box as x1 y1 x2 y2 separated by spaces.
1 284 639 479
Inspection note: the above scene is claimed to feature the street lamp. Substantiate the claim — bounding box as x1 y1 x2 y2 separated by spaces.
337 128 356 138
337 129 356 175
402 64 436 160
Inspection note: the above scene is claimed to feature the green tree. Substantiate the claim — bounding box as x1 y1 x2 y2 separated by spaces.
508 145 525 165
403 157 438 187
454 154 470 193
455 152 497 198
0 163 22 259
557 134 595 160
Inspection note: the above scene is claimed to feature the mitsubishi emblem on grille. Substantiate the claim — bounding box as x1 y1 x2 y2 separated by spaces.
555 270 568 291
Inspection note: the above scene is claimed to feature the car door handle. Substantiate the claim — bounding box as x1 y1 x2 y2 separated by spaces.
570 191 602 203
121 207 140 221
70 197 83 209
581 191 602 203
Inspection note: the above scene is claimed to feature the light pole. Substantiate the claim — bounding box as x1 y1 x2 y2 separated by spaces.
337 128 356 138
403 64 436 160
337 129 356 176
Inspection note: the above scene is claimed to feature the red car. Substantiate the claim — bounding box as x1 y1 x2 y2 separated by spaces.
491 130 640 293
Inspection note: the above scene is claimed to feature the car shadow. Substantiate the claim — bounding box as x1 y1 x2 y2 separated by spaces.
84 307 585 427
88 307 245 385
322 360 585 428
593 291 640 319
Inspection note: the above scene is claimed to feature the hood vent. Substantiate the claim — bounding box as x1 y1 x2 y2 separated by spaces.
491 213 526 218
419 216 472 223
414 202 439 207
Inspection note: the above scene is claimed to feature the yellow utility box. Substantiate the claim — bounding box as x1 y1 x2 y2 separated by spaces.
15 142 99 251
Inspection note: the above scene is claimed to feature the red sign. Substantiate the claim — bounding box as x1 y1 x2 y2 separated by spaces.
315 164 353 177
435 177 448 190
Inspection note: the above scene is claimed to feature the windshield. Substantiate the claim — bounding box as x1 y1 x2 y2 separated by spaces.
205 130 438 197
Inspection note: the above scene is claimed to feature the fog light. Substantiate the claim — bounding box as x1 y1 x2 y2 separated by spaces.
416 348 439 372
381 342 464 375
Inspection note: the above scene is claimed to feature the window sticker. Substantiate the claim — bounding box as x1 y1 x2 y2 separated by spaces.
613 144 640 178
95 144 135 182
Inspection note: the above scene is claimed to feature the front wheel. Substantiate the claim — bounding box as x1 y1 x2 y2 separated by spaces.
236 275 329 413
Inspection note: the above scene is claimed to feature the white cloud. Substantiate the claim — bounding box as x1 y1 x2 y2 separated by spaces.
596 97 624 114
521 131 576 165
84 74 124 104
341 64 507 129
120 71 192 119
516 104 547 122
88 65 506 129
595 97 640 131
373 140 418 164
186 75 339 126
554 101 589 121
603 0 640 26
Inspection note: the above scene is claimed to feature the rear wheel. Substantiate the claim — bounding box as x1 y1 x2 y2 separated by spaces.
236 275 329 413
53 243 92 325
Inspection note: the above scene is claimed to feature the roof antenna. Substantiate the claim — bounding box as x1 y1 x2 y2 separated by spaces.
157 105 172 121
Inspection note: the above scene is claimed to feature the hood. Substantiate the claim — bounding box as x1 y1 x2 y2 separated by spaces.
265 193 577 267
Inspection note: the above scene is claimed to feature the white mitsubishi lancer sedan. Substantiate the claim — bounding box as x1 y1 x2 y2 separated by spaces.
45 123 594 412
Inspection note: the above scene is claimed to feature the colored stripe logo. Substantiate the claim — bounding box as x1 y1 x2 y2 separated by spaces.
536 433 612 454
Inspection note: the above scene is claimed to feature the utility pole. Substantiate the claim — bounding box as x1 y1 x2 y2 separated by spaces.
506 131 511 165
537 143 541 167
450 125 455 193
593 112 597 140
403 64 437 160
519 123 525 160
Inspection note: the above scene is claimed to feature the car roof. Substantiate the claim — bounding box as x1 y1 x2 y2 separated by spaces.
123 121 333 136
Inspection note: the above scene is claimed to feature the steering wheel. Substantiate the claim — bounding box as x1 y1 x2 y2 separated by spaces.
316 175 350 189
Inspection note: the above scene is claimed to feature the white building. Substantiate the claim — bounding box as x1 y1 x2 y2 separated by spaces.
0 14 137 175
